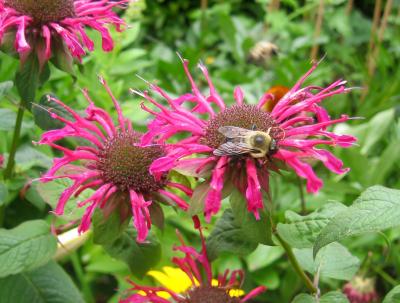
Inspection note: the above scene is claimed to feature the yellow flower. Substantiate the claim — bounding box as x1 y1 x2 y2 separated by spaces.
142 266 244 299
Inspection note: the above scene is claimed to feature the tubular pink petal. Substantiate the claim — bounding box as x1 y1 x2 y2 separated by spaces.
166 182 193 196
15 16 30 52
276 150 323 193
179 57 215 116
204 157 228 221
129 190 152 243
240 286 268 302
99 76 126 131
245 159 264 219
234 86 244 105
158 189 189 210
198 62 225 110
310 149 350 174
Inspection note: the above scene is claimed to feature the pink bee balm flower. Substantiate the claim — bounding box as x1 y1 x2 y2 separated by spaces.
121 218 266 302
138 57 357 221
37 78 191 242
0 154 4 167
0 0 130 62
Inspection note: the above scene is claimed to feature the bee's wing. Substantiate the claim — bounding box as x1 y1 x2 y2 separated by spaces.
218 126 252 139
213 142 256 157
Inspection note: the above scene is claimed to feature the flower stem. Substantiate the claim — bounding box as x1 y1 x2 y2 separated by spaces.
297 176 306 215
71 252 95 303
3 103 25 179
275 232 318 294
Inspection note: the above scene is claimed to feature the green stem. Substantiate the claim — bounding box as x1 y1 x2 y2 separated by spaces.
71 252 94 303
374 267 399 286
3 103 25 179
275 232 318 294
297 176 306 215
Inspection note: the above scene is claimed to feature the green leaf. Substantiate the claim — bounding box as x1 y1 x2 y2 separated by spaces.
188 182 209 216
314 186 400 257
0 81 13 98
295 242 360 281
246 245 284 271
292 291 350 303
36 178 93 221
0 220 57 278
230 189 272 245
0 261 84 303
383 285 400 303
102 227 161 279
15 145 52 171
277 202 347 248
32 94 71 130
206 209 258 260
15 52 40 105
92 208 129 246
50 39 75 76
319 291 350 303
0 108 32 131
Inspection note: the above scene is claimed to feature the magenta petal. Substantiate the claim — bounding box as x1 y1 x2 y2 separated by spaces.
130 190 152 243
204 157 228 221
276 150 323 193
245 159 263 219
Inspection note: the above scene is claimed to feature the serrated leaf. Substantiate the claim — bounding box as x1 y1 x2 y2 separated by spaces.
0 81 13 98
103 227 161 279
0 261 84 303
230 189 272 245
383 285 400 303
277 202 347 248
292 294 316 303
0 220 57 278
15 52 40 105
294 242 359 281
314 186 400 257
206 209 258 260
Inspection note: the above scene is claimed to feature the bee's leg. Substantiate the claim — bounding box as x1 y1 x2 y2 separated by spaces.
251 124 257 131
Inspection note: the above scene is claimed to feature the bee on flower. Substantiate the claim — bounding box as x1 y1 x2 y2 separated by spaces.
137 56 357 221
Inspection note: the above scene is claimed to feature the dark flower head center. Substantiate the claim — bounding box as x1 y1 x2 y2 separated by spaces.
97 131 166 193
187 286 240 303
5 0 75 23
201 104 282 148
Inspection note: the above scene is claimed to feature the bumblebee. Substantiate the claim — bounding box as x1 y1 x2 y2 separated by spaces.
213 126 278 158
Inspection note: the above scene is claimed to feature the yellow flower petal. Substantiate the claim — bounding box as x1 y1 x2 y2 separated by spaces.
148 267 193 294
229 288 245 297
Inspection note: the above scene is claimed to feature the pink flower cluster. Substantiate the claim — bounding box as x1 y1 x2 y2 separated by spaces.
121 218 266 302
37 78 191 242
0 0 130 62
